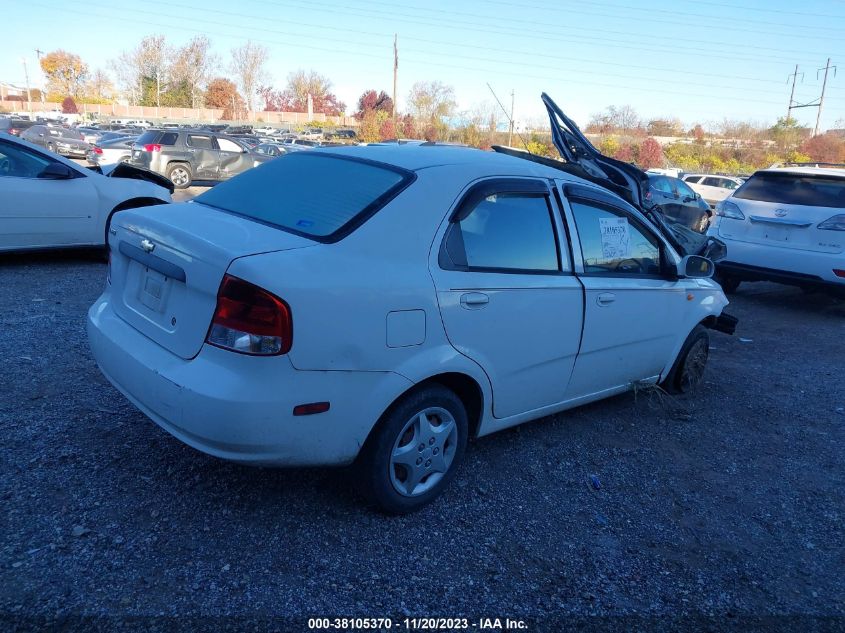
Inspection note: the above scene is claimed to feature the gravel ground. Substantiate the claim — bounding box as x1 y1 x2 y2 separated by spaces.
1 252 843 631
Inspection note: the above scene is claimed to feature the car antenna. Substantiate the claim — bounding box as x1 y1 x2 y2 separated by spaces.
486 83 531 153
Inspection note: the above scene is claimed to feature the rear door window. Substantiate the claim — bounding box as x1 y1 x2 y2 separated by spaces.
443 192 561 273
702 177 722 187
734 173 845 208
195 153 414 241
187 134 214 149
684 176 702 184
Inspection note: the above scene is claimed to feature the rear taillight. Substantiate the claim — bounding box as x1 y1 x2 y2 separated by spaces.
92 146 103 154
9 128 18 135
715 200 745 220
818 214 845 231
206 275 292 356
143 143 161 152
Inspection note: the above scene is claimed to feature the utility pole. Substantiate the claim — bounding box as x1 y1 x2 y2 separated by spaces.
786 64 801 121
35 48 45 103
21 57 32 112
392 34 398 129
508 90 514 146
814 58 836 137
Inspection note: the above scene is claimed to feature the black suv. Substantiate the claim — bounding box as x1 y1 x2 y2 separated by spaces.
128 129 272 188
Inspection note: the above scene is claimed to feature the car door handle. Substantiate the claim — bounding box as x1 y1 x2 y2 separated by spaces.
596 293 616 306
460 292 489 309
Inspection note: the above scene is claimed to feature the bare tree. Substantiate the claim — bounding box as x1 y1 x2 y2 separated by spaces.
85 68 113 102
138 35 171 109
407 81 456 127
110 35 171 107
109 50 141 106
172 36 217 109
230 41 269 115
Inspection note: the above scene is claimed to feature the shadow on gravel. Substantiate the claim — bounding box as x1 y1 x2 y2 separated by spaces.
729 282 844 317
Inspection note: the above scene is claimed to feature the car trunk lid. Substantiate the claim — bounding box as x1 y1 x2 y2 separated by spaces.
109 202 316 359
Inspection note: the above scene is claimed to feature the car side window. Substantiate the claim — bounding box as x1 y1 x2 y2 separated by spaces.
0 139 52 178
685 176 701 184
722 178 739 190
570 200 662 276
651 177 674 194
443 192 561 273
217 138 242 153
187 134 213 149
702 177 721 187
675 179 697 199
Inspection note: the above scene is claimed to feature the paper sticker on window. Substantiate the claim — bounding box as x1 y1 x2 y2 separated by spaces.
599 217 631 259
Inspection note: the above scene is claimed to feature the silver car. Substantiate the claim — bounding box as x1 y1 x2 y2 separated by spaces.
87 136 138 167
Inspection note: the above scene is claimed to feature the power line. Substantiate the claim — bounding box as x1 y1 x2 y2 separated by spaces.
259 0 838 60
104 0 838 89
26 0 835 120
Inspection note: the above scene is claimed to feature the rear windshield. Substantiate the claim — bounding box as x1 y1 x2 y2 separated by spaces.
195 153 414 241
734 172 845 208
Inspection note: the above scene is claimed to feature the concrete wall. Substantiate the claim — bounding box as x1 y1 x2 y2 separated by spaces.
0 100 358 126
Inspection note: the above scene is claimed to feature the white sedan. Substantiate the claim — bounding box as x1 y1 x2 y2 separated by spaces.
0 134 172 252
87 96 734 513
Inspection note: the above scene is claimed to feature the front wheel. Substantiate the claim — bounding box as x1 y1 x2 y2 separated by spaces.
662 325 710 394
355 385 468 514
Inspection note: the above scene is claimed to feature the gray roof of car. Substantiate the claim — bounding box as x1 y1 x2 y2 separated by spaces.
313 144 567 177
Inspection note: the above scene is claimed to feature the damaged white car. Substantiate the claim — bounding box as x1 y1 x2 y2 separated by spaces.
0 134 172 252
87 94 736 513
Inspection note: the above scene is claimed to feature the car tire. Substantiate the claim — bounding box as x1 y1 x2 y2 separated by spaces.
166 163 192 189
662 325 710 394
355 384 468 515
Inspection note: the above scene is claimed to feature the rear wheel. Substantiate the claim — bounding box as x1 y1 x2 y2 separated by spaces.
166 163 192 189
662 325 710 394
355 385 468 514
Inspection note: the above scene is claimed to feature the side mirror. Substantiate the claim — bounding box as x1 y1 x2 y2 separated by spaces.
38 162 74 180
677 255 714 279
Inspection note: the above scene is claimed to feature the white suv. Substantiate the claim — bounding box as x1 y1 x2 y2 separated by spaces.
683 174 745 208
708 167 845 293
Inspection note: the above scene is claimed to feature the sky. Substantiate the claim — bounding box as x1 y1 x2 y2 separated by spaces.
4 0 845 131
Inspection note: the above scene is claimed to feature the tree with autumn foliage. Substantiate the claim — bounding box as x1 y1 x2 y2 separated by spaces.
205 77 244 120
262 70 346 116
61 97 78 114
354 89 393 120
638 137 664 169
40 50 88 100
799 132 845 163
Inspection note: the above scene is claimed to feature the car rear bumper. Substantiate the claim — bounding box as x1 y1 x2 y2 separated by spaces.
87 292 412 466
714 234 845 287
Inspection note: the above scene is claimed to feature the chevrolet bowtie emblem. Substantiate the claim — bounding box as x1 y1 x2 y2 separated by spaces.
141 239 155 253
